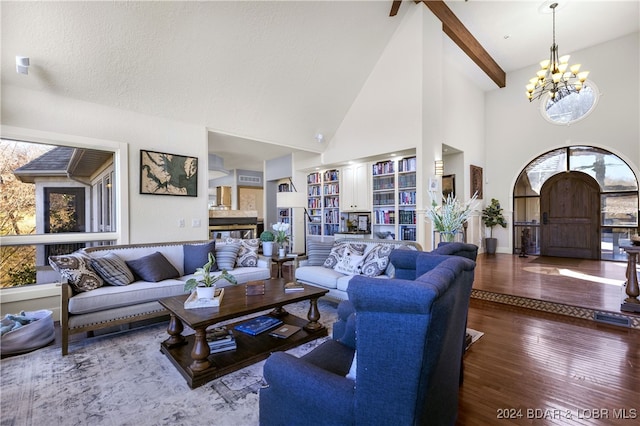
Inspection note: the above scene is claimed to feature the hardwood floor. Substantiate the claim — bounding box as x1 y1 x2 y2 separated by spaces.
459 299 640 425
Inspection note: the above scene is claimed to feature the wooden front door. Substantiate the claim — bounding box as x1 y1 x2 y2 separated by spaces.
540 172 600 259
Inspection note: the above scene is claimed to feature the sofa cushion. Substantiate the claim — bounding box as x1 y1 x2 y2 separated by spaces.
361 244 393 277
91 252 135 286
296 266 342 289
333 244 367 275
49 252 104 293
183 240 217 274
226 238 259 267
215 241 242 270
323 242 367 270
126 252 180 282
306 240 334 266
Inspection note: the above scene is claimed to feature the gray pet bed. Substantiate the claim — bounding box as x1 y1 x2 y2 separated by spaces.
1 310 55 356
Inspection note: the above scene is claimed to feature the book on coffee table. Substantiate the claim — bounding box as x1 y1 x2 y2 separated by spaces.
234 315 283 336
184 288 224 309
284 281 304 293
269 325 301 339
206 326 236 353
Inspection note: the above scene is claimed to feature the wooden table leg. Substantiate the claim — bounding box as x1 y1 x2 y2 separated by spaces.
189 327 211 372
163 313 186 348
303 297 324 332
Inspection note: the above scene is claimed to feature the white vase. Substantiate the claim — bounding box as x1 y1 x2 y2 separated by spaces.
278 248 285 257
262 241 274 256
197 286 216 299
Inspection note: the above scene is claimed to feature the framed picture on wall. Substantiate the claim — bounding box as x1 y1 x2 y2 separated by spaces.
442 174 455 199
140 149 198 196
470 165 483 199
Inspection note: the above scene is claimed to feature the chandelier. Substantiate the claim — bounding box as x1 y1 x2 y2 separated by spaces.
526 2 589 102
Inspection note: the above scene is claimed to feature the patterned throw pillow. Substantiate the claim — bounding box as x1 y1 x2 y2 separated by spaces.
215 241 242 270
333 244 368 275
125 252 179 282
91 252 135 286
306 240 334 266
323 242 368 272
184 240 217 274
49 252 104 293
226 238 259 267
360 244 393 277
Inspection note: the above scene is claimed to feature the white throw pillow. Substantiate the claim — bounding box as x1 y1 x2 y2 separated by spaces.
333 245 366 275
346 351 357 381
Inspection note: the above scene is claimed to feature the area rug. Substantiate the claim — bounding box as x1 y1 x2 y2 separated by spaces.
0 299 482 426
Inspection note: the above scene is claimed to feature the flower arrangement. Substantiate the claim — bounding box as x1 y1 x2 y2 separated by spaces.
183 252 237 293
272 222 290 244
426 191 479 242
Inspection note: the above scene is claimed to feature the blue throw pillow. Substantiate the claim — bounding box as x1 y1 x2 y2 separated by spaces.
183 240 217 275
126 252 179 282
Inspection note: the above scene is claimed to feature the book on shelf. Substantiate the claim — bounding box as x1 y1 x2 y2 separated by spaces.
284 281 305 293
269 325 301 339
184 287 224 309
234 315 283 336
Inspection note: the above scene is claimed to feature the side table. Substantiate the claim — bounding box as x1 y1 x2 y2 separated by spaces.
272 255 295 278
621 245 640 313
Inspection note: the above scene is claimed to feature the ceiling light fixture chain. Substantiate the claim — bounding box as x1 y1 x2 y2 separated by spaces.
526 2 589 103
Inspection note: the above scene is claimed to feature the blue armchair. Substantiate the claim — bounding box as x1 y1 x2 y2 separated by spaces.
259 255 476 426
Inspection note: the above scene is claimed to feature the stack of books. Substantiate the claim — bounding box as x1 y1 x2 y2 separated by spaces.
206 326 236 354
234 315 283 336
284 281 304 293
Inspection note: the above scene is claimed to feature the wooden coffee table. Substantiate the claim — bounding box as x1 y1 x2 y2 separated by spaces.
158 278 328 388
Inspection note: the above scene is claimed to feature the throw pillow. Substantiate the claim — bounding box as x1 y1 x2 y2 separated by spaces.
125 252 179 282
90 252 135 286
346 351 357 381
184 240 217 275
226 238 259 267
333 244 367 275
306 240 334 266
360 244 393 277
323 242 349 269
49 252 104 293
215 241 242 270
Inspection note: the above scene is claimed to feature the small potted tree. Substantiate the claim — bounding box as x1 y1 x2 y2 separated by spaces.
260 230 275 256
481 198 507 254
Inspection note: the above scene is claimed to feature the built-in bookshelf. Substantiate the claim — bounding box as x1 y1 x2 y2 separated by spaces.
371 156 417 241
307 169 340 236
277 180 292 228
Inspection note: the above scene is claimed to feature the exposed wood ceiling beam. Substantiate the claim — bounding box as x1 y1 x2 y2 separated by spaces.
421 0 506 88
390 1 403 17
391 0 506 88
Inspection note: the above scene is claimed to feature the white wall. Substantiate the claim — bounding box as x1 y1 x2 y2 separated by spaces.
1 85 209 244
485 32 640 253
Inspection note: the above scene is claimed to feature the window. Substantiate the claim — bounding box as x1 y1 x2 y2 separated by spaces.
540 81 599 125
0 131 127 288
513 146 638 260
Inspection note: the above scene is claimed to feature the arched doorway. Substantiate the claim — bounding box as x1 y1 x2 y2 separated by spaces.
540 172 600 259
513 146 639 261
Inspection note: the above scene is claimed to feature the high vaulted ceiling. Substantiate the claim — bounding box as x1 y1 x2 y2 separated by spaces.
2 1 638 171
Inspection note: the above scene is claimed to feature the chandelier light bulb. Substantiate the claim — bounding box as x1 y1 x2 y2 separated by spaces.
525 2 590 103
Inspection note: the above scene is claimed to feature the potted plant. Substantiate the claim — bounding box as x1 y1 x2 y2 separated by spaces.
481 198 507 254
426 192 478 242
272 222 290 257
260 230 275 256
183 252 237 298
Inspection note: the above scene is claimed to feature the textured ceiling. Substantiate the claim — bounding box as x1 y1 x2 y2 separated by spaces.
2 1 638 170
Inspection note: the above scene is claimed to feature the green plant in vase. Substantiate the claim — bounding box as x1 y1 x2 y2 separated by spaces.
426 191 478 242
481 198 507 254
273 222 290 256
260 230 275 256
183 252 237 297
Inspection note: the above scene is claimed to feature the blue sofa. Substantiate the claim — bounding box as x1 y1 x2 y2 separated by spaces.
259 254 476 426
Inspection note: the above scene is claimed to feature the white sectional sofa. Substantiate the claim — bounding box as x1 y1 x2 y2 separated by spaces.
294 237 422 301
53 239 270 355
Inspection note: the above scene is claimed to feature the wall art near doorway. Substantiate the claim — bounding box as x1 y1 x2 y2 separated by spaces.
140 149 198 196
442 174 455 199
470 165 483 199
